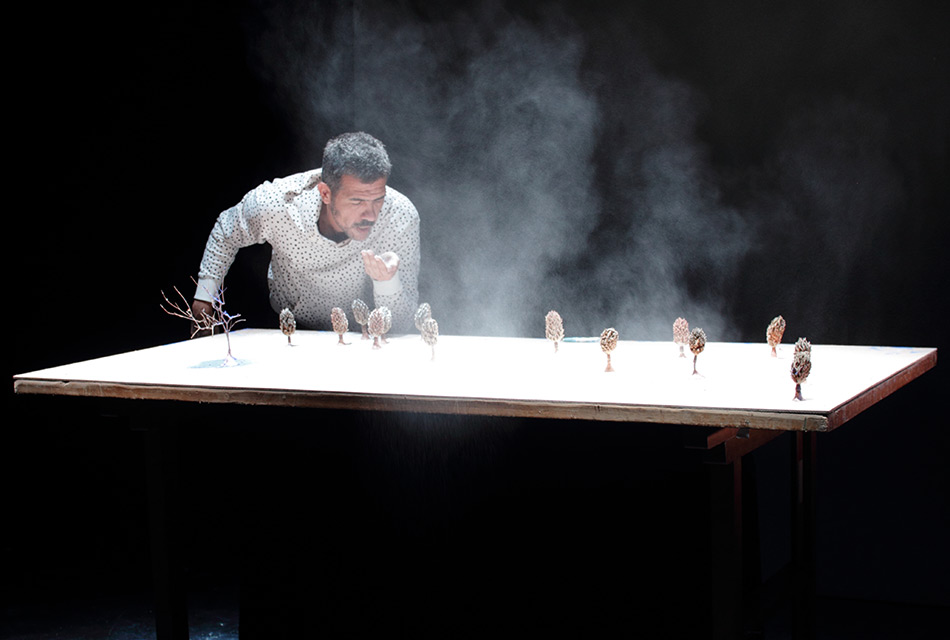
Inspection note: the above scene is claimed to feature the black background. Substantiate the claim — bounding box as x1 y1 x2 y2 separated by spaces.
6 0 948 634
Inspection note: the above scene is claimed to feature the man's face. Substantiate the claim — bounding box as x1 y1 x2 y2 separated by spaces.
319 174 387 242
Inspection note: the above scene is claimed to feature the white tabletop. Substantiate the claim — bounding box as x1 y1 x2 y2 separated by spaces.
13 329 937 432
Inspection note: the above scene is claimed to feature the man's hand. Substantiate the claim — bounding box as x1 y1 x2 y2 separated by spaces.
361 250 400 281
191 299 215 337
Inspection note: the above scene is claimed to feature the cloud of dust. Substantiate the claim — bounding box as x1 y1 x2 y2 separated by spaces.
241 0 922 346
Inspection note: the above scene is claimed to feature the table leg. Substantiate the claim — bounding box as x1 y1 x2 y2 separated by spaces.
693 426 777 639
708 457 743 640
791 431 817 640
742 452 764 638
142 416 190 640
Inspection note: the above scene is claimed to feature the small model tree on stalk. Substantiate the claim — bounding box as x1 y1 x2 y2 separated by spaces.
415 303 432 339
673 317 689 358
161 279 245 366
688 327 706 375
331 307 350 345
368 307 387 349
421 317 439 361
352 299 370 340
380 306 392 344
791 337 812 401
279 308 296 345
545 310 564 353
767 315 786 357
600 327 619 372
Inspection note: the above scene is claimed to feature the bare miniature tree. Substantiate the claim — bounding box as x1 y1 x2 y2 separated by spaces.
545 310 564 353
673 317 689 358
279 308 296 345
161 278 244 366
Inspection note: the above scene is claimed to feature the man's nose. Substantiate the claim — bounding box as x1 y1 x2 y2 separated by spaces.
363 202 380 219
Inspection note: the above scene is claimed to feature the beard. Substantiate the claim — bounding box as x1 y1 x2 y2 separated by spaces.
323 201 375 241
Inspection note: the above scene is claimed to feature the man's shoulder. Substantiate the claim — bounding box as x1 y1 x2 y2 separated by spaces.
384 185 419 221
264 169 322 197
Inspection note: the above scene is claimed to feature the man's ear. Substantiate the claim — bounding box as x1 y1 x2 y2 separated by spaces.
317 181 332 204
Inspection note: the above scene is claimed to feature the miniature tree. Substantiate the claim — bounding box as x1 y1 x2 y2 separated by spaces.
794 337 811 355
600 327 619 372
545 310 564 353
766 315 786 357
279 308 296 345
380 306 392 344
421 317 439 361
688 327 707 375
331 307 350 345
791 337 812 401
368 307 386 349
415 303 432 339
160 278 244 366
352 298 370 340
673 317 689 358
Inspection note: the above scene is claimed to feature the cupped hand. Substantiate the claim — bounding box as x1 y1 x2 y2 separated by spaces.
361 250 400 281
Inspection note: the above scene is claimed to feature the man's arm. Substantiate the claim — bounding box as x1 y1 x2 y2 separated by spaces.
366 194 420 333
192 186 272 309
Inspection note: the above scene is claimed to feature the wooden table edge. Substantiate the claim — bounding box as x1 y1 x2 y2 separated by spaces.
14 377 831 432
825 347 937 431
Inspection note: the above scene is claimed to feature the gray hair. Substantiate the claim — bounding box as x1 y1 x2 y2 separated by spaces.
321 132 392 191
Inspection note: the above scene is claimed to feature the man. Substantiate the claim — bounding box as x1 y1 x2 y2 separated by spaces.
192 132 420 332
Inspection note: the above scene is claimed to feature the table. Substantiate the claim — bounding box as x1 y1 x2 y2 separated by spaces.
13 330 937 639
13 329 935 428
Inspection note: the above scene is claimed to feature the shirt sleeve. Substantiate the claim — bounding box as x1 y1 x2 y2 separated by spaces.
194 184 273 302
371 192 421 333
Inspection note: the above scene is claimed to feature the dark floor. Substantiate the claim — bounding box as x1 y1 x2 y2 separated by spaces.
2 579 947 639
758 592 950 639
3 401 946 638
1 588 238 640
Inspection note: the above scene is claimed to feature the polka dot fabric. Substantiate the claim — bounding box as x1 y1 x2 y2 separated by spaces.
197 169 420 332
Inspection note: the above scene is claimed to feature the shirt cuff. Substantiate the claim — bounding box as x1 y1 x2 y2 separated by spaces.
194 277 220 303
372 272 402 297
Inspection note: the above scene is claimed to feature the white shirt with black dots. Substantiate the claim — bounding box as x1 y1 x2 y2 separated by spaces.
195 169 420 332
